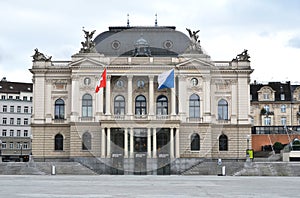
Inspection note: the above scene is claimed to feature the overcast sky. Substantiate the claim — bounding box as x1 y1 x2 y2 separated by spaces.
0 0 300 83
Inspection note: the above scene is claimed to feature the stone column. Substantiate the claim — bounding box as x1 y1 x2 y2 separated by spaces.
101 128 106 158
178 75 187 121
147 128 151 158
149 75 154 116
45 81 52 123
127 75 133 117
153 128 157 158
203 76 211 122
71 76 79 122
175 128 180 158
105 75 111 115
130 128 134 158
170 128 174 158
171 76 176 116
124 128 128 158
106 128 111 158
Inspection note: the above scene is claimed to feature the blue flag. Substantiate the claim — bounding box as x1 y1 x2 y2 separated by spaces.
158 69 174 90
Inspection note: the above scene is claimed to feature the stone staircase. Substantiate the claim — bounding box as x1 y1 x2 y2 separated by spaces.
0 162 97 175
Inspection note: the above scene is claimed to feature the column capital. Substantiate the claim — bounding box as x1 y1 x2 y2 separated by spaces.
149 75 154 81
127 75 133 80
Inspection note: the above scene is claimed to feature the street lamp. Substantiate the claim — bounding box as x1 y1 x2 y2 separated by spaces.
0 140 2 163
20 143 23 162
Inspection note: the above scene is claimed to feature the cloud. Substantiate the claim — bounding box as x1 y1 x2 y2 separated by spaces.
287 36 300 48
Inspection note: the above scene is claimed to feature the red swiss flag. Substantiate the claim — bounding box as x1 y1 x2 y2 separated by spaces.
95 68 106 93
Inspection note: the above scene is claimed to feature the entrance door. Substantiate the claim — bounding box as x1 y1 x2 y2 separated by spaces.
110 128 124 175
157 129 171 175
134 128 147 175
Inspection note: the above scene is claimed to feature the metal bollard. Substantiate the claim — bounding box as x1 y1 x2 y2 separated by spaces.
51 165 56 175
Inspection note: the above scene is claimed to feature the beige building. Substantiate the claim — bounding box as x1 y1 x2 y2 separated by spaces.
30 24 253 174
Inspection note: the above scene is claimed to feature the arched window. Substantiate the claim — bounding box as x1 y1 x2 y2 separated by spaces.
82 94 92 117
135 95 147 115
218 99 228 120
219 134 228 151
114 95 125 115
191 133 200 151
156 95 168 115
54 134 63 151
82 132 91 150
54 99 65 119
189 94 200 118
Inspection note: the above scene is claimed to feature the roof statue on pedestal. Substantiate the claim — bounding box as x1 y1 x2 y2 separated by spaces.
233 49 250 61
32 48 52 62
80 28 96 53
186 28 203 54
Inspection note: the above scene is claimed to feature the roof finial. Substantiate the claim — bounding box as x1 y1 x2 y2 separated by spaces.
127 14 130 27
155 13 158 27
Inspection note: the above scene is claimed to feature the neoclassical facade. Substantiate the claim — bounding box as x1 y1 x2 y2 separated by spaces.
30 25 253 174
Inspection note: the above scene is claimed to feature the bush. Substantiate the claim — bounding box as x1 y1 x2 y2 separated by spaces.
273 142 284 153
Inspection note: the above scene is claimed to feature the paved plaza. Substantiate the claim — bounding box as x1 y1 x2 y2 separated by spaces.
0 175 299 197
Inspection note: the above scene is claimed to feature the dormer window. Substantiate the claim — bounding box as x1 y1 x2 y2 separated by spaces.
263 93 269 100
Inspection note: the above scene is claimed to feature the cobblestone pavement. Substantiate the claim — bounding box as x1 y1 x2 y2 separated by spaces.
0 175 299 197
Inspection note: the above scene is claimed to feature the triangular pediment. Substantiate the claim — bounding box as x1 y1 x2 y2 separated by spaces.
69 57 107 68
176 58 214 68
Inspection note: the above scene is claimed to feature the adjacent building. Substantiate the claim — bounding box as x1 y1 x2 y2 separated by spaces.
0 78 33 162
30 24 253 174
250 81 300 152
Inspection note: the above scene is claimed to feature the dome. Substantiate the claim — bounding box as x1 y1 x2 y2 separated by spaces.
93 26 191 57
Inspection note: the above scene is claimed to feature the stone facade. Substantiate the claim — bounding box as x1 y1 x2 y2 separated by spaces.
30 25 253 174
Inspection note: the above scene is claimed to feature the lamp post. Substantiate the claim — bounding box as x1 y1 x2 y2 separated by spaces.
0 140 2 163
20 143 23 162
246 135 250 162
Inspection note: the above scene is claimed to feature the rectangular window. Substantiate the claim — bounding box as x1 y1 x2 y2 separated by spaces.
17 130 21 137
1 95 5 100
281 105 286 113
2 129 7 136
24 130 28 137
17 118 21 125
23 96 27 101
24 106 29 113
8 96 13 99
17 106 21 113
16 142 21 149
2 142 6 149
3 105 7 112
16 96 20 100
10 106 14 112
264 117 271 126
281 94 285 100
10 130 14 137
24 118 28 125
9 142 14 149
23 143 28 149
10 118 14 125
263 93 269 100
30 97 32 101
2 118 7 125
281 117 287 126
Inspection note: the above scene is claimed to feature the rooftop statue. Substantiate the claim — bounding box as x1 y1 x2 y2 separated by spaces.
233 49 250 61
186 28 202 53
32 48 52 62
80 28 96 53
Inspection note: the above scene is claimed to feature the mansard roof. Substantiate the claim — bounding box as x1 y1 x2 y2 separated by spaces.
93 26 191 57
250 81 292 102
0 79 33 94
